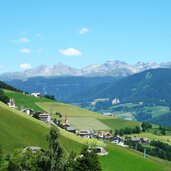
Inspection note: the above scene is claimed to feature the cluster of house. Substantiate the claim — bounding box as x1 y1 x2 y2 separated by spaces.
7 98 51 124
130 137 150 144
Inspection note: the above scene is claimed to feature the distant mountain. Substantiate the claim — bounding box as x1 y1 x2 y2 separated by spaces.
70 68 171 107
1 60 171 81
5 76 116 102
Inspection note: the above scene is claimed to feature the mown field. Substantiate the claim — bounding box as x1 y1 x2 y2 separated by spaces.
37 102 141 130
99 118 140 130
36 102 110 119
68 117 110 130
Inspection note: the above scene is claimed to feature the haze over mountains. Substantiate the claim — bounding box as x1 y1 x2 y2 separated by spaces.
1 60 171 81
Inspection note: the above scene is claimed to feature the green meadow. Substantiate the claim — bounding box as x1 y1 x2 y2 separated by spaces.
36 102 110 119
68 117 110 130
4 90 53 112
0 102 83 154
99 118 140 130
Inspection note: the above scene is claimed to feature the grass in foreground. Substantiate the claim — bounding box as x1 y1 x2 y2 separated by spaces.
0 102 83 154
100 143 171 171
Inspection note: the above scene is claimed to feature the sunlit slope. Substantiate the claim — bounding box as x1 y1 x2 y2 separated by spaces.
0 102 83 154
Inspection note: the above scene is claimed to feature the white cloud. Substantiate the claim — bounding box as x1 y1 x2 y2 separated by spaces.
11 37 30 43
19 37 30 43
20 63 32 70
79 27 90 34
20 48 31 54
59 48 82 56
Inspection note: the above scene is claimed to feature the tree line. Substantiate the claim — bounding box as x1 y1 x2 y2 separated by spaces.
114 122 152 136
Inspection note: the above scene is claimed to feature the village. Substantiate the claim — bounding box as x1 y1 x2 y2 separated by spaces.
7 94 150 156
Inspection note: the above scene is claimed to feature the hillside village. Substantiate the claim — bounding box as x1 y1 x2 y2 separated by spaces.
1 85 171 170
6 92 168 157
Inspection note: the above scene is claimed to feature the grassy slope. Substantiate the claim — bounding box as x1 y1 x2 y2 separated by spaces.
100 143 171 171
99 118 140 130
4 90 53 112
36 102 110 119
0 102 83 154
129 132 171 146
37 102 140 130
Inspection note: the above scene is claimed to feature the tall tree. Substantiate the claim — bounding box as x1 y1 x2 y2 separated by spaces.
47 126 64 171
74 146 102 171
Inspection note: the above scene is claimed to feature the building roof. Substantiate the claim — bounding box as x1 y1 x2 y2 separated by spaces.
39 114 50 118
66 126 76 131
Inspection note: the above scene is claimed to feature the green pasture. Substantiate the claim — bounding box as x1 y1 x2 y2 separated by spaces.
4 90 53 112
0 102 83 154
99 118 140 130
36 102 110 119
68 117 110 130
100 143 171 171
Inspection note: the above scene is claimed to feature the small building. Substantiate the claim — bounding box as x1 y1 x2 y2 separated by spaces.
112 135 124 143
31 93 41 97
94 147 108 156
140 138 150 144
21 108 34 115
131 137 141 143
102 112 112 116
97 131 113 139
66 126 76 133
39 114 51 124
77 129 94 138
112 98 120 105
7 98 16 108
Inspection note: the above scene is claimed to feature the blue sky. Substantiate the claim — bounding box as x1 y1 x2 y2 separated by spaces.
0 0 171 73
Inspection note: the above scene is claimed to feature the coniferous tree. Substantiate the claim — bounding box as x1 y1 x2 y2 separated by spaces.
74 146 102 171
47 126 64 171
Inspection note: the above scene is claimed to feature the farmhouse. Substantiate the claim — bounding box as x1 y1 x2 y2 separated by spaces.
97 131 113 139
94 147 108 156
31 93 41 97
21 108 34 115
77 129 94 138
39 114 51 124
7 98 16 108
66 126 76 133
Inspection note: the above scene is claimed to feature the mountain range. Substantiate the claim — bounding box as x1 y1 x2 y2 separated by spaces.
70 68 171 106
1 60 171 81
